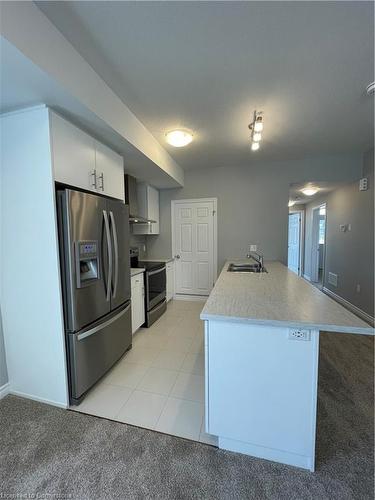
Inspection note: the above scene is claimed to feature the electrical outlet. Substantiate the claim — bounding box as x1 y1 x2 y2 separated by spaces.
356 284 361 293
288 328 311 341
250 244 257 252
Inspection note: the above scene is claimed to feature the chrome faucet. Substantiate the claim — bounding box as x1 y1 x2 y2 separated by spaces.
246 251 264 270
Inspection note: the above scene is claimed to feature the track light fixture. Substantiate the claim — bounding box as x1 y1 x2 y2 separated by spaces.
249 111 264 151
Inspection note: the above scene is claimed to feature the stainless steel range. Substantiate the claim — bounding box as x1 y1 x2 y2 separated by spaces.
130 248 166 326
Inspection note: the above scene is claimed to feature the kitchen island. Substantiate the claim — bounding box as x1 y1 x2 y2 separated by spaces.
200 261 373 471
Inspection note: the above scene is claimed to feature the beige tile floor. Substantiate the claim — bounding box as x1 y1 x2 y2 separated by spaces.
72 299 218 446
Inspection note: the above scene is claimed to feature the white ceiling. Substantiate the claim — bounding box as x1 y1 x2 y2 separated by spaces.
17 2 375 170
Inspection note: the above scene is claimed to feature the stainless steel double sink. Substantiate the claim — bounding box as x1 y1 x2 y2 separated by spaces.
227 263 267 273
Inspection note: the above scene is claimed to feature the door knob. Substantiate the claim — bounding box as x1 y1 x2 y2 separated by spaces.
174 255 180 259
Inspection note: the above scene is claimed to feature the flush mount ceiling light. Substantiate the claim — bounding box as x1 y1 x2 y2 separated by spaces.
248 111 264 151
301 187 319 196
165 129 193 147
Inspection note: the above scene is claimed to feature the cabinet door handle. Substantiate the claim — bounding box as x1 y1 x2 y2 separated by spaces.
91 169 97 189
98 172 104 191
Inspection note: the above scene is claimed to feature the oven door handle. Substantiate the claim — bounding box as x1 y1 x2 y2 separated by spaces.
147 266 166 277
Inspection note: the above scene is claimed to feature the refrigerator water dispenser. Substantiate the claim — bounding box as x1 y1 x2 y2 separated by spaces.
75 240 99 288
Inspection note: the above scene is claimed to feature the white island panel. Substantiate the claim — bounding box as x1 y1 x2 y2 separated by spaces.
206 320 319 470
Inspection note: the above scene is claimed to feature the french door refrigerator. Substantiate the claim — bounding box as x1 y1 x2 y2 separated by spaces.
57 188 131 404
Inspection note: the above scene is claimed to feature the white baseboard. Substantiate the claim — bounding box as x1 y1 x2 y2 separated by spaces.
0 382 10 400
173 294 207 302
8 389 68 409
322 287 374 327
219 437 313 471
303 274 311 281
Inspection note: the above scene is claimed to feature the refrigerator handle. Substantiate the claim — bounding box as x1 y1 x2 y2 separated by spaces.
109 211 119 298
103 210 112 302
77 302 131 341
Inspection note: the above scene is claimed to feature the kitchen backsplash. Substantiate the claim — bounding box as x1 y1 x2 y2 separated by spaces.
130 234 147 258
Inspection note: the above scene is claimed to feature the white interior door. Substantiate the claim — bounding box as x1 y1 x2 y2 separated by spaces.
173 200 215 296
288 213 301 275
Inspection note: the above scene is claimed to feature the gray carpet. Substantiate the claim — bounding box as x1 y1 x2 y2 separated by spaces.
1 332 373 500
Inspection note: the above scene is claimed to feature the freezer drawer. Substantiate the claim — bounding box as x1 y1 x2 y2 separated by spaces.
68 301 132 404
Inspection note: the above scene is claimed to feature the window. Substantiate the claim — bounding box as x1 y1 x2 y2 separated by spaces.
319 219 325 244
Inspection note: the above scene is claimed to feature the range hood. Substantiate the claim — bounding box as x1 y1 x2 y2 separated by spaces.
124 174 156 224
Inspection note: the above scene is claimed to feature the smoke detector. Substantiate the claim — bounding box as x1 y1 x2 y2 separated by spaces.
366 81 375 95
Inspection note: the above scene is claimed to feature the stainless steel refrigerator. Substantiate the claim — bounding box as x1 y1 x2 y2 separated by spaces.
57 188 131 404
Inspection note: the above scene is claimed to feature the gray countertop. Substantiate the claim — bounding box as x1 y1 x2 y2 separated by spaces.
131 268 145 277
200 260 373 335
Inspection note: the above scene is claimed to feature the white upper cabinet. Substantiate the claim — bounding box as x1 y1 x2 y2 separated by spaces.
132 183 160 235
50 111 124 201
50 112 96 193
95 141 125 201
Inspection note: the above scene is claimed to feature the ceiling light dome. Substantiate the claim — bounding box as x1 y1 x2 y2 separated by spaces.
166 129 193 147
301 187 319 196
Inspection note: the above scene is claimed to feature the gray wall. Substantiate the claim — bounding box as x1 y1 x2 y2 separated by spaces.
0 151 9 387
147 154 363 271
304 149 374 317
0 307 8 387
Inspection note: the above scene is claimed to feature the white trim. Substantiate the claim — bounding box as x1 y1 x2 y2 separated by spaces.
174 294 207 302
303 274 311 281
0 382 10 400
8 389 68 409
218 437 314 471
309 330 320 472
299 210 305 277
322 287 375 327
309 202 327 283
310 206 320 282
204 320 209 432
0 104 47 118
171 198 218 293
287 210 303 276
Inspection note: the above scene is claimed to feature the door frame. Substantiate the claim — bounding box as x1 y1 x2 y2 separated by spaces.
171 198 218 294
310 203 327 284
288 208 304 277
